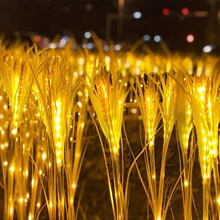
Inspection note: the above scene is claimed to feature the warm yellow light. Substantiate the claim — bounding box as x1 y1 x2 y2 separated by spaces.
3 161 8 167
10 165 15 173
217 196 220 205
72 183 77 189
12 128 17 135
42 153 47 160
18 198 23 203
184 180 189 187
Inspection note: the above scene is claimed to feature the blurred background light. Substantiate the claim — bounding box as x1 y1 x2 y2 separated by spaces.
182 7 189 16
87 42 94 49
154 35 162 42
202 44 214 53
133 11 142 19
143 34 151 42
114 44 122 51
162 8 170 16
84 31 91 39
186 34 194 43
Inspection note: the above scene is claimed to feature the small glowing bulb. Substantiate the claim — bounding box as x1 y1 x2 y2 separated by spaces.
3 161 8 167
25 132 30 138
77 101 82 108
12 128 17 135
19 198 23 203
42 153 47 160
217 196 220 205
49 202 53 208
184 180 189 187
72 183 77 189
10 165 15 173
10 206 13 215
131 108 137 114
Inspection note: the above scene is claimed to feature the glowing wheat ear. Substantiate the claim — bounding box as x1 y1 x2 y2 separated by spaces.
0 51 33 134
188 72 220 219
88 67 127 155
87 67 128 219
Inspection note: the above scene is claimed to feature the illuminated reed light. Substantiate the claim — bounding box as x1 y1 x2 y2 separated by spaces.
152 174 156 179
70 137 73 142
31 179 35 187
157 216 161 220
36 203 41 208
3 161 8 166
0 95 2 100
39 169 43 175
48 162 51 168
0 114 4 119
28 215 33 220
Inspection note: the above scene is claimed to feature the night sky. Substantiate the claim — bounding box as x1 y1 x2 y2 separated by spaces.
0 0 216 51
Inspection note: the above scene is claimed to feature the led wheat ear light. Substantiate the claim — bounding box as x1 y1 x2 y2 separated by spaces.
175 72 194 220
87 67 128 219
135 74 162 219
186 70 220 220
1 39 220 220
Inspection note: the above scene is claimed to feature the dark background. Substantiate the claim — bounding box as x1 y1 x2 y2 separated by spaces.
0 0 219 51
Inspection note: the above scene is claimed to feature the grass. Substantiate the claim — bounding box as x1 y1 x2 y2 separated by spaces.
0 38 220 219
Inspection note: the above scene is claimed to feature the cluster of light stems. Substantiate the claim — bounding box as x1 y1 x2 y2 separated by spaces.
0 43 220 220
